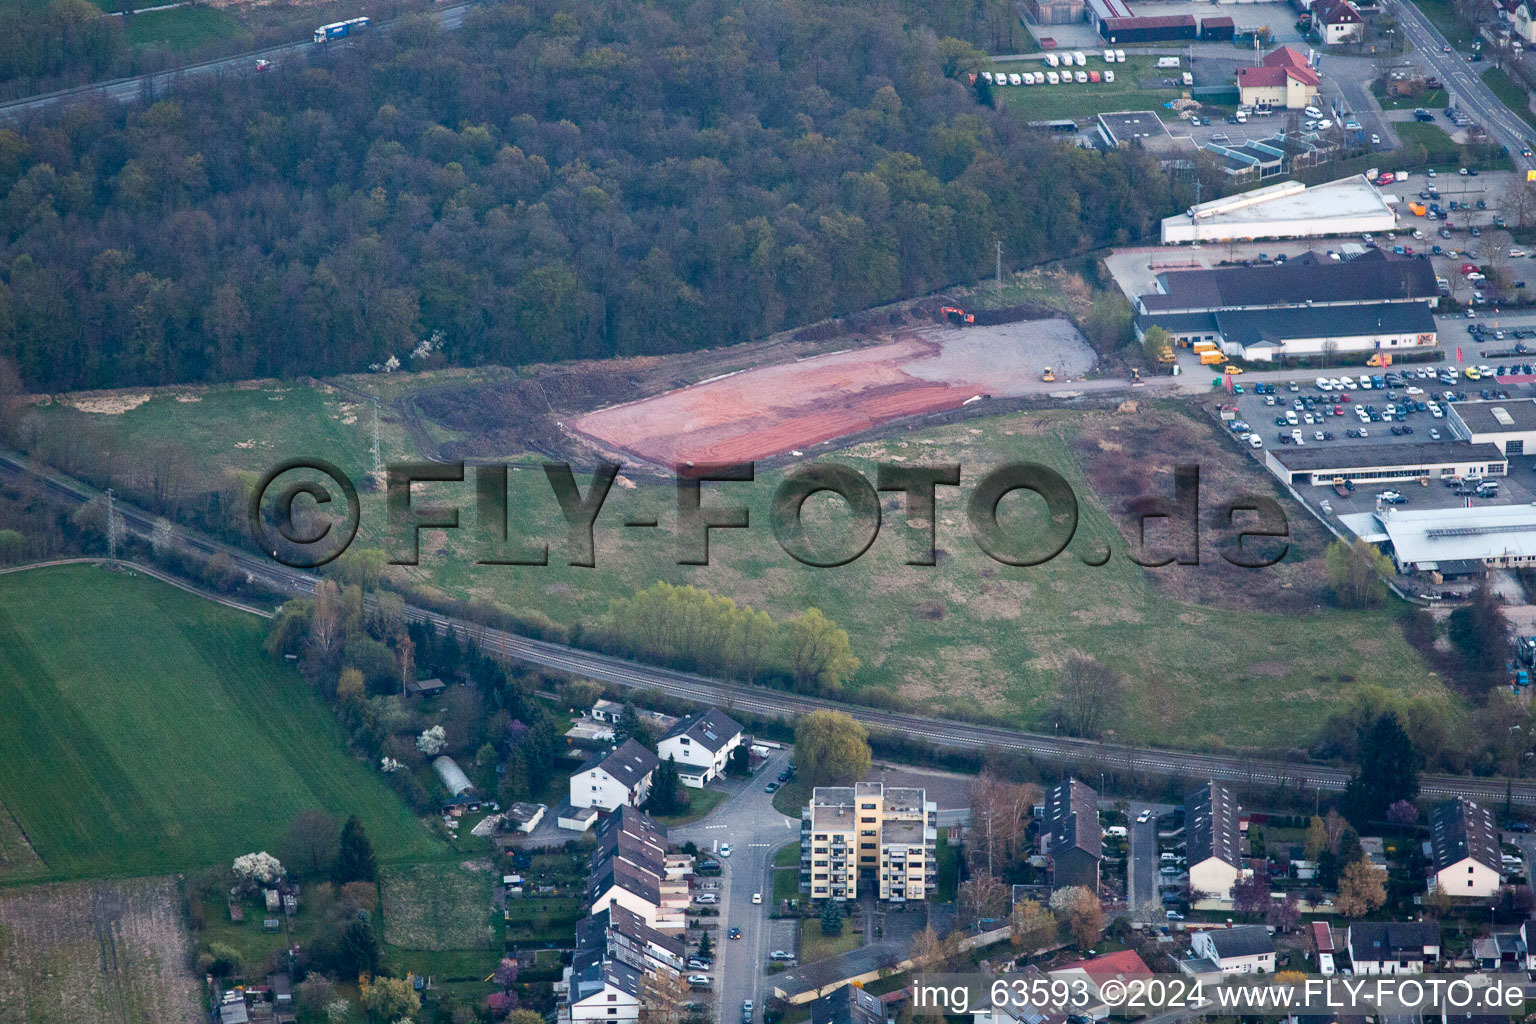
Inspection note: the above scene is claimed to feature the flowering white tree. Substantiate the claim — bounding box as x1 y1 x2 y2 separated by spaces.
381 756 403 773
416 725 446 755
232 852 283 885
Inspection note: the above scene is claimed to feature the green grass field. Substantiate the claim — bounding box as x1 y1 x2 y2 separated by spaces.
990 56 1179 122
1408 0 1471 43
34 377 1462 752
123 4 245 52
0 564 439 880
1394 120 1514 171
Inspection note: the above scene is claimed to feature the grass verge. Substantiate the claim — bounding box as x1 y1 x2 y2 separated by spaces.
1482 67 1536 133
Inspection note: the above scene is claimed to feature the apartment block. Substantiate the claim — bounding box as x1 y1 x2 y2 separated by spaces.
800 782 937 902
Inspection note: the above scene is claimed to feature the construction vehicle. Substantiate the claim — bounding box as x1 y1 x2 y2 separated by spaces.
1040 367 1056 382
940 305 975 325
1156 345 1176 363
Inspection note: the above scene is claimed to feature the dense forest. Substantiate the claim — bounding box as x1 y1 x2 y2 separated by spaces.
0 0 1187 392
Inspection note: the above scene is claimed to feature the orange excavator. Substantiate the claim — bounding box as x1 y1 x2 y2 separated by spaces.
941 305 975 325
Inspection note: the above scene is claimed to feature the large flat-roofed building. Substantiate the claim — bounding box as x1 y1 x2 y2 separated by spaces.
1135 249 1440 360
1447 399 1536 455
1263 442 1507 488
1368 504 1536 574
1146 302 1436 362
1137 250 1437 315
1099 13 1197 41
1097 111 1173 149
1160 176 1398 244
801 782 937 902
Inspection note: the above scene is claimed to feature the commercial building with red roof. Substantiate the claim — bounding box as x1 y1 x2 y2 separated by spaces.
1237 46 1322 109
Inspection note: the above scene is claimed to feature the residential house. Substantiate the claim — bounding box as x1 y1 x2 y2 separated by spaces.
1237 46 1322 109
656 708 744 788
811 983 888 1024
1345 921 1440 974
1186 781 1243 901
591 698 626 723
971 966 1070 1024
1520 920 1536 969
1052 951 1154 1021
1043 778 1102 891
1191 925 1276 974
1314 0 1364 43
564 958 643 1024
570 739 660 811
1427 797 1501 899
573 904 686 978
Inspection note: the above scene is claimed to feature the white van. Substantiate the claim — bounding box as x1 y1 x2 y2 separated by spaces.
1009 72 1022 85
1022 72 1035 85
981 71 993 83
1115 49 1125 61
1104 69 1115 83
1075 70 1087 83
1074 51 1087 67
1103 49 1115 62
1045 52 1060 67
1047 71 1059 84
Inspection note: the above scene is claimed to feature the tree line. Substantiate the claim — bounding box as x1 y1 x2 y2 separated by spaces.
0 0 1187 392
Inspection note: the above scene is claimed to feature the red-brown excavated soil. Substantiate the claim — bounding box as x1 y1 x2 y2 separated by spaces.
568 320 1094 467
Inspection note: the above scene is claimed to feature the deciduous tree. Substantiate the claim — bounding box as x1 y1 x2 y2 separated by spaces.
795 711 871 788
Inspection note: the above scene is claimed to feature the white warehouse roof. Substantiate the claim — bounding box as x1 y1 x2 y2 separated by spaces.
1377 504 1536 567
1161 174 1396 244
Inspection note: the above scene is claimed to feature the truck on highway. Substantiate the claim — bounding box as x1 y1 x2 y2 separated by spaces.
314 16 369 43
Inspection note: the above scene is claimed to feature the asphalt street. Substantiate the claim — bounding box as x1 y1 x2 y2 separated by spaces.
670 749 797 1024
1128 805 1161 912
0 2 472 122
1388 0 1536 172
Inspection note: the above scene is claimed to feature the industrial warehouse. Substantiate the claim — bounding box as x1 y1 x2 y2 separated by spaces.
1133 250 1440 361
1263 442 1508 488
1446 399 1536 455
1160 176 1398 244
1342 505 1536 575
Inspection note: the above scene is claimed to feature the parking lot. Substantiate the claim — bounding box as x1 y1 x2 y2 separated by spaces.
1219 368 1536 517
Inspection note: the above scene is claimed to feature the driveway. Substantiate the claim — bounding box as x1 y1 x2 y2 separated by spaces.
670 749 797 1024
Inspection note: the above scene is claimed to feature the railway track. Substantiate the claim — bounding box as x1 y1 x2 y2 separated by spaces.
3 447 1534 805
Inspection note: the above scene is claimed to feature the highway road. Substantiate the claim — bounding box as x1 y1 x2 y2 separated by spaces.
7 446 1536 806
1388 0 1536 173
0 2 473 122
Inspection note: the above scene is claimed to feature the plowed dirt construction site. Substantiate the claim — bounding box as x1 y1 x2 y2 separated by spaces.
566 320 1095 468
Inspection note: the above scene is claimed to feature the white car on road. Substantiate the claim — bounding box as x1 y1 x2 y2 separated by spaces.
720 844 732 857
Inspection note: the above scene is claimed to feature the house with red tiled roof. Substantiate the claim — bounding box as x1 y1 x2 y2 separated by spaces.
1314 0 1364 44
1236 46 1322 109
1051 952 1154 1020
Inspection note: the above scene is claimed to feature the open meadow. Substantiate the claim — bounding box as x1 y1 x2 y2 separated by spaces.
0 564 439 880
21 367 1462 752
